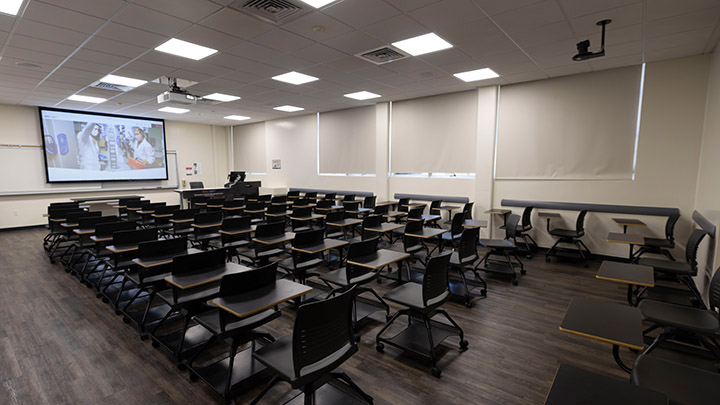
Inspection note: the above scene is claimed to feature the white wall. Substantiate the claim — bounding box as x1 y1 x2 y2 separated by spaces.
0 105 230 228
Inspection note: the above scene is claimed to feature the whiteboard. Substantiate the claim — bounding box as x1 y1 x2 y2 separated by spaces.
0 145 179 196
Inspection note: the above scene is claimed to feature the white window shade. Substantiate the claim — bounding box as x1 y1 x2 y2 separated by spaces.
233 122 267 173
319 106 376 174
391 90 477 174
495 65 642 180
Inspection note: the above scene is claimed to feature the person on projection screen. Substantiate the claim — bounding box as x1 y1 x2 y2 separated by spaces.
130 127 155 168
77 123 101 171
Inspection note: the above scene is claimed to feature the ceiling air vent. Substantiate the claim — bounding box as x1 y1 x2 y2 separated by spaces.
89 81 132 92
357 47 407 65
231 0 310 25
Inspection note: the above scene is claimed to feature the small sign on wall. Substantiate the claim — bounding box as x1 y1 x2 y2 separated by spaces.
272 159 281 170
185 167 193 176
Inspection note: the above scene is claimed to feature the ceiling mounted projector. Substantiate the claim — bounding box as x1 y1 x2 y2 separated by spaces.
573 19 611 62
157 77 197 105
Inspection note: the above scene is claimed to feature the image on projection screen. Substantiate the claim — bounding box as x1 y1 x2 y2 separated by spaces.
40 108 168 183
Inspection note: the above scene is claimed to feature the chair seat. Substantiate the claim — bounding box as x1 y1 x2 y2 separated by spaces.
278 257 323 272
631 355 720 405
549 228 582 238
449 251 477 266
383 282 426 309
441 233 462 242
639 299 720 334
125 270 168 285
637 258 694 276
643 237 674 249
223 240 249 249
189 232 221 242
237 247 284 261
157 284 218 305
320 267 375 286
479 239 514 249
193 308 279 335
516 224 532 233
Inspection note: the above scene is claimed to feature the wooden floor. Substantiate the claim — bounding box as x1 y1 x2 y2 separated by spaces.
0 228 636 404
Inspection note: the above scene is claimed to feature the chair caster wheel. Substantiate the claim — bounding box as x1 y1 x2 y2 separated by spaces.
459 340 469 350
512 279 518 286
140 334 148 341
96 293 102 298
152 340 160 348
64 268 71 273
521 269 526 275
431 367 442 378
177 363 187 371
189 373 199 382
464 300 473 308
102 298 109 303
122 317 130 323
50 260 56 264
545 257 551 262
480 289 487 297
376 344 384 353
115 310 122 315
385 314 393 322
354 334 361 343
526 255 532 259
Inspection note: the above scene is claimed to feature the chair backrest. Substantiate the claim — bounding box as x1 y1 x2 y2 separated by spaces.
292 206 311 217
708 267 720 313
271 196 287 204
112 228 157 246
305 192 318 199
48 202 79 213
95 221 135 239
422 252 452 307
173 208 199 221
322 192 335 200
189 181 204 189
220 262 277 297
255 221 285 238
430 200 442 212
450 212 465 235
127 199 149 209
292 286 357 378
194 211 222 225
458 227 480 262
521 206 534 228
172 248 225 276
258 194 272 202
347 237 379 260
223 200 244 209
155 205 180 215
222 216 251 231
373 204 389 215
288 190 300 198
362 214 382 229
408 207 423 220
316 200 332 209
67 211 102 224
343 201 361 211
403 219 423 251
576 210 588 234
504 214 521 239
118 197 141 206
78 215 117 230
398 198 410 212
685 229 708 268
462 202 474 220
293 228 324 248
245 201 264 211
295 198 310 206
267 204 286 215
191 195 209 206
342 194 355 202
207 197 225 206
665 212 681 241
404 218 424 234
325 210 345 223
138 237 187 260
364 196 376 208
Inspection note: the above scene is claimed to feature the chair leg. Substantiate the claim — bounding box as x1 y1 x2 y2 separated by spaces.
573 241 588 266
454 267 473 307
422 317 439 375
223 340 240 401
436 309 466 345
249 376 281 405
546 239 562 260
376 309 406 344
331 371 374 403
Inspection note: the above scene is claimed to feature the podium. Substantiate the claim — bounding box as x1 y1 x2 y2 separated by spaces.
174 181 261 208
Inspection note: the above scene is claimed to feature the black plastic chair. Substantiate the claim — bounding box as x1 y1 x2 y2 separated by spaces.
478 214 525 285
513 206 537 259
168 208 199 238
376 252 468 378
278 228 325 283
440 212 465 249
188 212 222 249
322 192 335 201
237 221 286 266
324 210 347 239
631 352 720 404
449 227 487 307
399 219 429 267
429 200 442 216
397 198 410 213
364 195 376 208
250 286 373 405
189 181 204 189
634 212 681 261
545 210 591 267
462 202 474 220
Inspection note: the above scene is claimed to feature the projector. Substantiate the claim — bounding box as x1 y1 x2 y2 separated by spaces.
157 91 197 105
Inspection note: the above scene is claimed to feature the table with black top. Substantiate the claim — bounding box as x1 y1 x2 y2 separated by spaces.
607 232 645 261
559 297 644 373
538 212 561 232
405 227 448 256
364 222 404 244
463 219 488 229
545 363 667 405
252 232 296 246
383 211 407 223
164 262 252 291
408 214 442 226
596 261 654 306
219 225 256 237
348 249 410 283
325 218 362 239
612 218 647 259
291 239 349 255
187 280 313 398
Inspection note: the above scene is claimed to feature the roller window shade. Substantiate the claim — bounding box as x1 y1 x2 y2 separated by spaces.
233 122 266 173
495 65 642 180
391 90 478 174
319 106 376 174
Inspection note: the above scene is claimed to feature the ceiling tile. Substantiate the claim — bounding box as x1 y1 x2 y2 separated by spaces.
62 58 117 76
647 0 720 21
199 8 275 40
96 22 168 49
73 49 132 67
362 14 428 44
84 36 147 59
282 11 355 41
383 0 443 13
509 21 575 49
15 18 89 47
249 29 315 53
462 34 521 58
177 25 244 51
37 0 127 18
491 0 566 33
557 0 640 19
8 34 77 58
410 0 489 30
129 0 222 22
322 56 373 72
587 53 642 70
114 4 193 37
23 1 106 35
4 47 66 66
288 43 347 63
323 0 401 28
646 8 720 39
322 30 385 55
473 0 546 16
435 17 503 47
569 3 643 36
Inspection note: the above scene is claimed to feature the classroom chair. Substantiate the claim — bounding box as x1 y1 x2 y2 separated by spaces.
449 227 487 307
633 212 681 261
545 210 591 267
478 214 525 285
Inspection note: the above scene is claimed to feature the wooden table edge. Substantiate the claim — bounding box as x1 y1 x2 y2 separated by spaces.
595 274 654 287
212 285 312 318
558 326 643 350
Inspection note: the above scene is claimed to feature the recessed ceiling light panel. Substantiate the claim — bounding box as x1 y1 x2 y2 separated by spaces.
392 33 453 56
344 91 381 100
298 0 337 8
204 93 241 102
100 74 147 88
224 115 251 121
0 0 23 16
453 68 499 82
67 95 107 104
272 71 319 85
274 105 304 112
158 106 190 114
155 38 218 61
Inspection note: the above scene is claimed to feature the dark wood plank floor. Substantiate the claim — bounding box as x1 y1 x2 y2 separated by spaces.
0 228 635 404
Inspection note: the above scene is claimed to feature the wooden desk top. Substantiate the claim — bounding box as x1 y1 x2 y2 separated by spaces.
326 218 362 227
213 280 312 319
137 210 155 215
383 211 407 218
192 222 222 229
132 248 202 268
347 208 372 214
559 297 644 350
253 232 295 245
61 222 79 228
463 219 488 229
545 364 667 405
73 228 95 235
206 204 223 209
315 205 344 211
365 223 404 233
375 200 398 207
127 207 141 211
348 249 410 269
165 262 251 290
106 243 139 253
265 211 290 217
485 208 511 215
219 226 256 236
222 206 244 211
152 213 173 218
612 218 647 227
90 235 112 242
607 232 645 245
292 239 349 254
170 218 193 224
408 214 441 222
244 208 266 214
437 205 460 211
406 228 448 239
596 261 654 287
538 212 561 219
289 214 324 221
292 204 316 209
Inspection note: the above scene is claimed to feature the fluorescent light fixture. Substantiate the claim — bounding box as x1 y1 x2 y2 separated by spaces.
155 38 218 61
392 33 453 56
158 106 189 114
453 68 499 82
274 105 304 112
0 0 23 16
298 0 337 7
67 95 106 104
224 115 251 121
272 71 318 85
100 74 147 88
204 93 241 102
344 91 381 100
